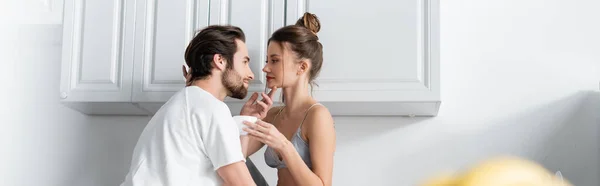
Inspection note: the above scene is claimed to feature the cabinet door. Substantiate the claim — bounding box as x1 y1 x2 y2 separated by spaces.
0 0 64 24
285 0 440 115
60 0 136 102
131 0 210 102
133 0 286 113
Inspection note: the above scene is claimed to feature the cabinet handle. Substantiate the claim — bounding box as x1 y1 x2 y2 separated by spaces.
60 92 68 99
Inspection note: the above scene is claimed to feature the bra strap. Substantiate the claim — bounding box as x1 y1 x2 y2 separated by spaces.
299 103 322 128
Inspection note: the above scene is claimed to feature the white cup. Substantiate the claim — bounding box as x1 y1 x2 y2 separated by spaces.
232 115 258 135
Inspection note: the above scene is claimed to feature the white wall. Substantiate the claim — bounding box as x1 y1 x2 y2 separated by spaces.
0 25 151 186
1 0 599 186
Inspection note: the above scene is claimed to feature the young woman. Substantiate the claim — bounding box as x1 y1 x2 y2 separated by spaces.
242 12 336 186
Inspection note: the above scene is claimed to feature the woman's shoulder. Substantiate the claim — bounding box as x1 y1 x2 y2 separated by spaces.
303 103 335 140
307 103 330 115
304 103 333 127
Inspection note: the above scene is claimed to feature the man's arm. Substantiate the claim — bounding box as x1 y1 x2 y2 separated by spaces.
217 161 256 186
240 136 260 158
198 103 258 186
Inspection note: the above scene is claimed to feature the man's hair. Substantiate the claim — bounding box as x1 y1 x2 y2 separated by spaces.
184 25 246 81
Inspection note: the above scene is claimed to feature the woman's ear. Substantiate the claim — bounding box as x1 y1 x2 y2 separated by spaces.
298 60 309 75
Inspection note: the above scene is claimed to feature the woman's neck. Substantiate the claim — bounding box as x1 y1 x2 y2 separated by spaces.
282 83 314 116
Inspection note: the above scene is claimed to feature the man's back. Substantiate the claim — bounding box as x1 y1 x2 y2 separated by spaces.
120 86 245 186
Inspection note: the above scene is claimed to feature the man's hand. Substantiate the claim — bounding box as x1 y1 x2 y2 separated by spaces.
240 87 277 119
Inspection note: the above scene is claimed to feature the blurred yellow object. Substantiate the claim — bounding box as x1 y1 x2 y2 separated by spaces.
419 173 460 186
420 156 573 186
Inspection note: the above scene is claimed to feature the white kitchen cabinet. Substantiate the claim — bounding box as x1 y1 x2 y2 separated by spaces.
60 0 148 115
60 0 440 116
130 0 208 103
0 0 64 24
282 0 441 116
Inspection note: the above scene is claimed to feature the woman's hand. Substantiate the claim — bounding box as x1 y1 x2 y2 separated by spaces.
243 120 289 152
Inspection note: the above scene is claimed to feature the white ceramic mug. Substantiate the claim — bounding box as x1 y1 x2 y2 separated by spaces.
232 115 258 135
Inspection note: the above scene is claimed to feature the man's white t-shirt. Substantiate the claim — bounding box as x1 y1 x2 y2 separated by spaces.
120 86 245 186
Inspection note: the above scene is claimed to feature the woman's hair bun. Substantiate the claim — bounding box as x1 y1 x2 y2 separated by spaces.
295 12 320 35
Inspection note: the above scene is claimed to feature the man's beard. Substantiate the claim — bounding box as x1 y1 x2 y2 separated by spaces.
222 69 248 99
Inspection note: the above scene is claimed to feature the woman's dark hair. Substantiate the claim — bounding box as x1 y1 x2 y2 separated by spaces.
269 12 323 88
184 25 246 82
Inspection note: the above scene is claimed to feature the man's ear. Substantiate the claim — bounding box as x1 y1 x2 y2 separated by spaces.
182 65 192 86
213 54 226 71
182 65 188 78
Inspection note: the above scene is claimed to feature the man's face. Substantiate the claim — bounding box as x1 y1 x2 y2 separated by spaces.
223 39 254 99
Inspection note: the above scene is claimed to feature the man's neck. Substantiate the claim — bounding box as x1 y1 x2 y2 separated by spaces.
191 79 227 101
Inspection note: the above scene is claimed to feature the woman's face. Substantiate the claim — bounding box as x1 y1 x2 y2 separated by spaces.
263 41 303 89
